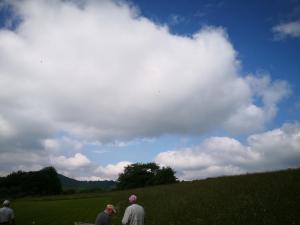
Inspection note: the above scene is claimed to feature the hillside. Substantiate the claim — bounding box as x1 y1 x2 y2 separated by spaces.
12 168 300 225
111 168 300 225
58 174 116 190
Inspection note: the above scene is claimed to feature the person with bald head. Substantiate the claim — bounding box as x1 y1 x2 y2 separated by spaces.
122 195 144 225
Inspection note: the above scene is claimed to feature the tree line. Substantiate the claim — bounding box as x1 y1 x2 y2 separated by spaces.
0 163 177 197
0 167 62 198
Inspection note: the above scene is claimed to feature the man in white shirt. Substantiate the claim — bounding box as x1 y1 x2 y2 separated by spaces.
122 195 144 225
0 200 15 225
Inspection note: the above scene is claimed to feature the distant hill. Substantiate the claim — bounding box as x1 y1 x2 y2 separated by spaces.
58 174 116 190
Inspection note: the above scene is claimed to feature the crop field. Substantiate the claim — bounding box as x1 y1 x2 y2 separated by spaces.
12 169 300 225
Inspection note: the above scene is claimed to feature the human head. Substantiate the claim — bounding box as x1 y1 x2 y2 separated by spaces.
129 194 137 204
105 204 116 216
3 200 10 206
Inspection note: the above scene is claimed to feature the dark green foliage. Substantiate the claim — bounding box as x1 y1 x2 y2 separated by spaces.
116 162 177 189
58 174 116 191
0 167 62 197
153 167 178 185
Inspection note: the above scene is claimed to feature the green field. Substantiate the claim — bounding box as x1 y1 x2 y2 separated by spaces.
12 169 300 225
14 195 111 225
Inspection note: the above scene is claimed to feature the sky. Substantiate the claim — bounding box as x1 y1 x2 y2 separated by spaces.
0 0 299 181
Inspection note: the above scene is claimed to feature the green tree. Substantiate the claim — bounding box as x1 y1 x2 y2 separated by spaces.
153 167 177 185
117 163 177 189
0 166 62 197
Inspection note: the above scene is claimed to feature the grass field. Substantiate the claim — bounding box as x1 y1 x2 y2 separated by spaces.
14 195 111 225
11 168 300 225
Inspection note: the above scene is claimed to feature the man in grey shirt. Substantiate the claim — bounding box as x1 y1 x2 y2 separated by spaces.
95 204 116 225
0 200 15 225
122 195 144 225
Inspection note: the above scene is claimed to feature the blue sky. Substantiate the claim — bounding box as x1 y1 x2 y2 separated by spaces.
0 0 299 180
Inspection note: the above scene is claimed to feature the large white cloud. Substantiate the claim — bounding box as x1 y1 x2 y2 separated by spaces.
0 0 290 177
0 0 289 143
156 123 300 180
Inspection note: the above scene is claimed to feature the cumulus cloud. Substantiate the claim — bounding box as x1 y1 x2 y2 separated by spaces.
0 0 289 143
156 123 300 180
51 153 91 170
0 145 92 178
0 0 290 177
224 75 290 133
93 161 132 180
56 159 132 181
43 136 84 155
272 20 300 39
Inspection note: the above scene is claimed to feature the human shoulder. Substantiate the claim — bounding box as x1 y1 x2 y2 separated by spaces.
99 211 109 218
126 204 135 210
96 211 110 225
1 207 13 212
133 204 144 209
0 207 14 219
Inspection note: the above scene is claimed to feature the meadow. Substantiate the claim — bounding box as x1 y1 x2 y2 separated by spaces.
12 168 300 225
